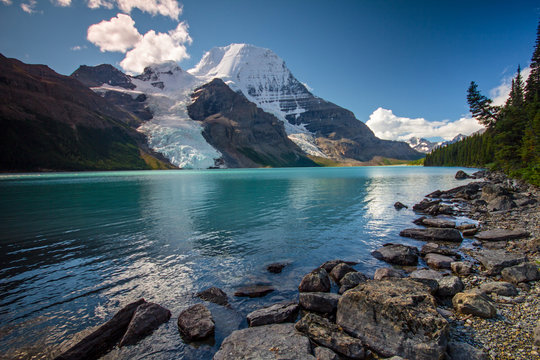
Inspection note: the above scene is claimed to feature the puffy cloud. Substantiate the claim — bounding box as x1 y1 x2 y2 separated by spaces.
366 107 484 141
87 13 142 53
490 66 531 106
53 0 71 6
21 0 37 13
87 0 181 20
87 0 114 9
1 0 13 6
120 21 192 74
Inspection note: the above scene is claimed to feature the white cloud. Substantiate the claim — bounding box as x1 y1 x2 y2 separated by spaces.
120 21 192 74
1 0 13 6
53 0 71 6
21 0 37 13
70 45 87 51
490 66 531 106
87 13 142 53
87 0 181 20
366 107 485 141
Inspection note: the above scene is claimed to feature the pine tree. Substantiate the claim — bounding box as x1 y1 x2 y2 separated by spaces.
467 81 499 127
525 20 540 102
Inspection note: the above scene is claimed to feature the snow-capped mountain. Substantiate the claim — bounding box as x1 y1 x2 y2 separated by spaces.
407 137 440 153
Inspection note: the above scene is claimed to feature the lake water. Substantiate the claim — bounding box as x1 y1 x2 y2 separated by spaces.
0 166 476 359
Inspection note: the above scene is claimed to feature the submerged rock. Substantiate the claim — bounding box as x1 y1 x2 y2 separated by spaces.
299 268 331 293
267 262 289 273
177 304 215 341
371 243 419 265
119 302 171 347
234 285 274 298
196 287 229 306
247 302 299 327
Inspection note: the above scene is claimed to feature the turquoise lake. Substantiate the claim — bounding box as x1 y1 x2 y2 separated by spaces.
0 166 477 359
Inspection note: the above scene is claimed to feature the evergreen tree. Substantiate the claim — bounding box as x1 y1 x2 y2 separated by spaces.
512 65 525 107
525 20 540 102
467 81 499 127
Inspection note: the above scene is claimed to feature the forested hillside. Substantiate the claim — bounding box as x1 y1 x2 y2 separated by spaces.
425 21 540 186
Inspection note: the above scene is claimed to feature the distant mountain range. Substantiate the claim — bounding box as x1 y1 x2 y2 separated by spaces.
406 134 468 154
1 44 422 171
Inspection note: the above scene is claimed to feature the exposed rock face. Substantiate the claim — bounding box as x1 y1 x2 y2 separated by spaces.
501 262 540 283
400 228 462 242
474 249 527 275
299 292 341 313
213 323 315 360
247 302 299 327
452 290 496 318
371 243 419 265
72 64 135 89
234 285 275 298
336 279 449 359
479 282 518 297
339 272 369 294
329 263 356 283
196 287 229 306
187 79 316 168
177 304 215 340
119 302 171 347
295 313 366 359
299 268 331 293
474 229 530 242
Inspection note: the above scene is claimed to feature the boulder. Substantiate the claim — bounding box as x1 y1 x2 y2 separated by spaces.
373 267 406 281
409 269 442 294
474 229 529 242
299 292 341 313
462 228 478 237
474 249 527 275
314 346 340 360
479 281 518 297
196 287 229 306
339 272 369 294
247 302 299 327
436 276 464 298
486 196 516 212
336 279 449 360
371 243 419 265
400 228 462 242
413 199 441 212
177 304 215 341
421 243 460 258
267 262 289 273
447 341 487 360
455 170 471 179
451 261 473 276
234 285 274 298
422 218 456 228
456 223 477 231
480 183 508 202
295 313 365 359
501 262 540 284
425 253 454 270
119 302 171 347
299 268 331 293
452 290 496 318
413 216 428 225
329 262 356 283
213 323 315 360
394 201 408 210
319 259 357 273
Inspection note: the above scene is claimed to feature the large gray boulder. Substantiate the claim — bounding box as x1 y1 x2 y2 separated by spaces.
197 287 229 306
474 249 527 275
501 262 540 283
119 302 171 347
400 228 462 242
474 229 529 242
373 267 406 281
329 262 356 283
213 323 315 360
371 243 419 265
479 281 518 297
451 261 473 276
247 302 299 327
425 253 454 269
295 313 366 359
299 268 331 293
339 272 369 294
436 276 464 298
421 243 460 258
486 196 516 212
452 290 496 318
299 292 341 313
177 304 215 341
336 279 449 360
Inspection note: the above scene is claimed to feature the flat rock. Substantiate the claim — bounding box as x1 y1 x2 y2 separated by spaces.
452 290 496 318
479 281 518 297
329 262 356 283
474 249 527 275
234 285 274 298
400 228 462 242
373 267 406 281
296 313 365 359
247 302 299 327
456 223 477 231
299 268 331 293
474 229 529 242
213 323 315 360
336 279 448 360
421 242 461 258
451 261 473 276
486 196 516 212
339 272 369 294
436 276 464 298
422 218 456 228
196 287 229 306
267 262 289 273
314 346 340 360
447 341 487 360
119 302 171 347
177 304 215 341
425 253 454 269
501 262 540 283
371 243 419 265
299 292 341 313
409 269 442 293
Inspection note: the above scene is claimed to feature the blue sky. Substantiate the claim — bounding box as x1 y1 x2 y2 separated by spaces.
0 0 539 141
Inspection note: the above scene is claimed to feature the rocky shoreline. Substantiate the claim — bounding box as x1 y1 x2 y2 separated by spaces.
54 170 539 360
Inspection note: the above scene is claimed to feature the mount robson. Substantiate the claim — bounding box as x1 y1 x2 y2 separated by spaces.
0 44 422 171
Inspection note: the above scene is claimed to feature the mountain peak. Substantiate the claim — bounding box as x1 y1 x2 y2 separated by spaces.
135 61 183 82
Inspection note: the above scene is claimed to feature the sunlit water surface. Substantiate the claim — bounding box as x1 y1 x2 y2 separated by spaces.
0 166 477 359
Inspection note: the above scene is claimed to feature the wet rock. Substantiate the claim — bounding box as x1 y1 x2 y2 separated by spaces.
339 272 369 294
501 262 540 284
447 341 488 360
247 302 299 327
320 260 358 273
196 287 229 306
314 346 340 360
400 228 462 242
462 228 478 237
421 243 461 258
451 261 473 276
336 279 448 360
413 216 427 225
329 262 356 283
425 253 455 270
234 285 275 298
299 268 331 293
426 189 443 198
296 313 365 359
422 218 456 228
394 201 408 210
371 243 419 265
267 262 289 273
455 170 471 179
299 293 341 314
479 281 518 297
119 302 171 347
474 228 529 242
452 290 496 318
214 323 315 360
55 299 146 360
474 249 527 275
373 267 406 281
456 223 477 231
436 276 464 298
413 199 442 212
177 304 215 341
